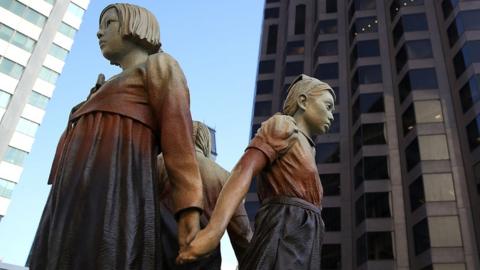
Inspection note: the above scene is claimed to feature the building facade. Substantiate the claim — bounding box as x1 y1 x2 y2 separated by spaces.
0 0 89 221
247 0 480 269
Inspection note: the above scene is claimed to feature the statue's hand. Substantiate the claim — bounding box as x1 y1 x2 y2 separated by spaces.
176 228 220 264
177 208 201 250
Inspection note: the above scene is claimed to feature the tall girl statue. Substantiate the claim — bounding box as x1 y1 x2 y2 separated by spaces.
28 4 203 270
178 74 335 270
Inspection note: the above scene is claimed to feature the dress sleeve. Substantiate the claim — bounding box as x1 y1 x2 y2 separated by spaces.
146 52 203 215
246 115 297 164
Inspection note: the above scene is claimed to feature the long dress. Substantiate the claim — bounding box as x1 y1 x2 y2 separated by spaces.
28 53 203 270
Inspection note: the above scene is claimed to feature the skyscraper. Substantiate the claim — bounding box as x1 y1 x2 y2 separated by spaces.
0 0 89 221
247 0 480 269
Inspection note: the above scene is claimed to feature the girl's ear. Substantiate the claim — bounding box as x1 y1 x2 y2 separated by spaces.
297 94 308 111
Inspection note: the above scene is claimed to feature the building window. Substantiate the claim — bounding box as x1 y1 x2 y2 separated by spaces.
0 57 24 79
350 39 380 67
321 244 341 270
58 22 76 39
453 40 480 78
396 40 433 72
0 23 36 52
460 74 480 112
0 0 47 27
314 63 338 80
245 201 260 221
266 25 278 54
406 138 420 171
286 40 304 55
258 60 275 74
294 5 306 34
447 10 480 47
409 176 425 211
4 146 28 166
253 101 272 117
351 65 382 93
354 156 389 188
413 218 430 255
415 100 444 124
38 66 59 84
28 91 49 109
285 61 304 77
251 124 261 139
326 0 337 13
357 232 394 265
314 40 338 58
67 2 84 19
315 143 340 163
329 113 340 133
256 80 274 95
473 162 480 194
332 87 339 105
322 207 341 231
349 17 378 43
49 43 69 61
466 114 480 150
390 0 425 21
315 19 337 37
352 93 385 123
320 173 340 196
356 192 391 225
402 104 416 135
349 0 376 22
16 117 39 137
0 90 11 109
0 178 15 199
264 7 279 19
392 13 428 46
398 68 438 102
266 0 280 3
441 0 456 19
354 123 386 153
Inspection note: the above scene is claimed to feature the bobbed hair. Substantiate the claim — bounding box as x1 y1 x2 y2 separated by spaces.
282 74 336 116
192 121 212 158
100 3 161 54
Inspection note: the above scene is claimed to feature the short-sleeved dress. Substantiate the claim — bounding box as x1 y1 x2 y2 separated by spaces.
28 53 203 270
239 114 325 270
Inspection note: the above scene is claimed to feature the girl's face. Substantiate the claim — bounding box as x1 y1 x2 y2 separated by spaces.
302 90 335 136
97 8 126 64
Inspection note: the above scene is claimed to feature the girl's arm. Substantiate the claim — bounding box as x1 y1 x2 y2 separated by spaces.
176 148 268 263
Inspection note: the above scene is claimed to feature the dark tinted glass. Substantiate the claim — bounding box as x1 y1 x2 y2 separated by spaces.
396 40 433 71
350 39 380 66
399 68 438 102
406 138 420 171
266 25 278 54
413 218 430 255
251 124 261 139
315 143 340 163
359 93 384 113
362 123 386 145
256 80 274 95
315 40 338 58
258 60 275 74
254 101 272 117
454 40 480 77
285 61 304 77
354 159 364 188
315 63 339 80
403 13 428 32
358 65 382 84
390 0 425 21
467 114 480 150
402 104 416 135
245 201 260 221
409 176 425 211
320 173 341 196
448 10 480 46
355 195 366 225
321 244 341 270
295 5 306 34
329 113 340 133
286 40 304 55
364 156 389 179
315 19 337 36
322 207 341 231
326 0 337 13
350 17 378 43
367 232 394 260
460 75 480 112
356 234 367 265
366 192 391 218
264 7 279 19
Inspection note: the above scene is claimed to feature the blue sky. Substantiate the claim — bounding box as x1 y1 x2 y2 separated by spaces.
0 1 263 268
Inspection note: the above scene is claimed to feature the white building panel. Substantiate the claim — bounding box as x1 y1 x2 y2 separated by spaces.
21 104 45 124
32 79 55 98
25 0 53 17
0 8 41 40
4 45 31 66
0 197 11 217
0 161 23 183
0 108 5 121
53 33 73 51
0 39 9 56
72 0 90 10
9 132 34 153
43 55 65 73
63 12 82 30
0 74 19 94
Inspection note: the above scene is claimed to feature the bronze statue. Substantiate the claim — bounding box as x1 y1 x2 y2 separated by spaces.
28 4 203 269
158 121 253 269
177 74 335 270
